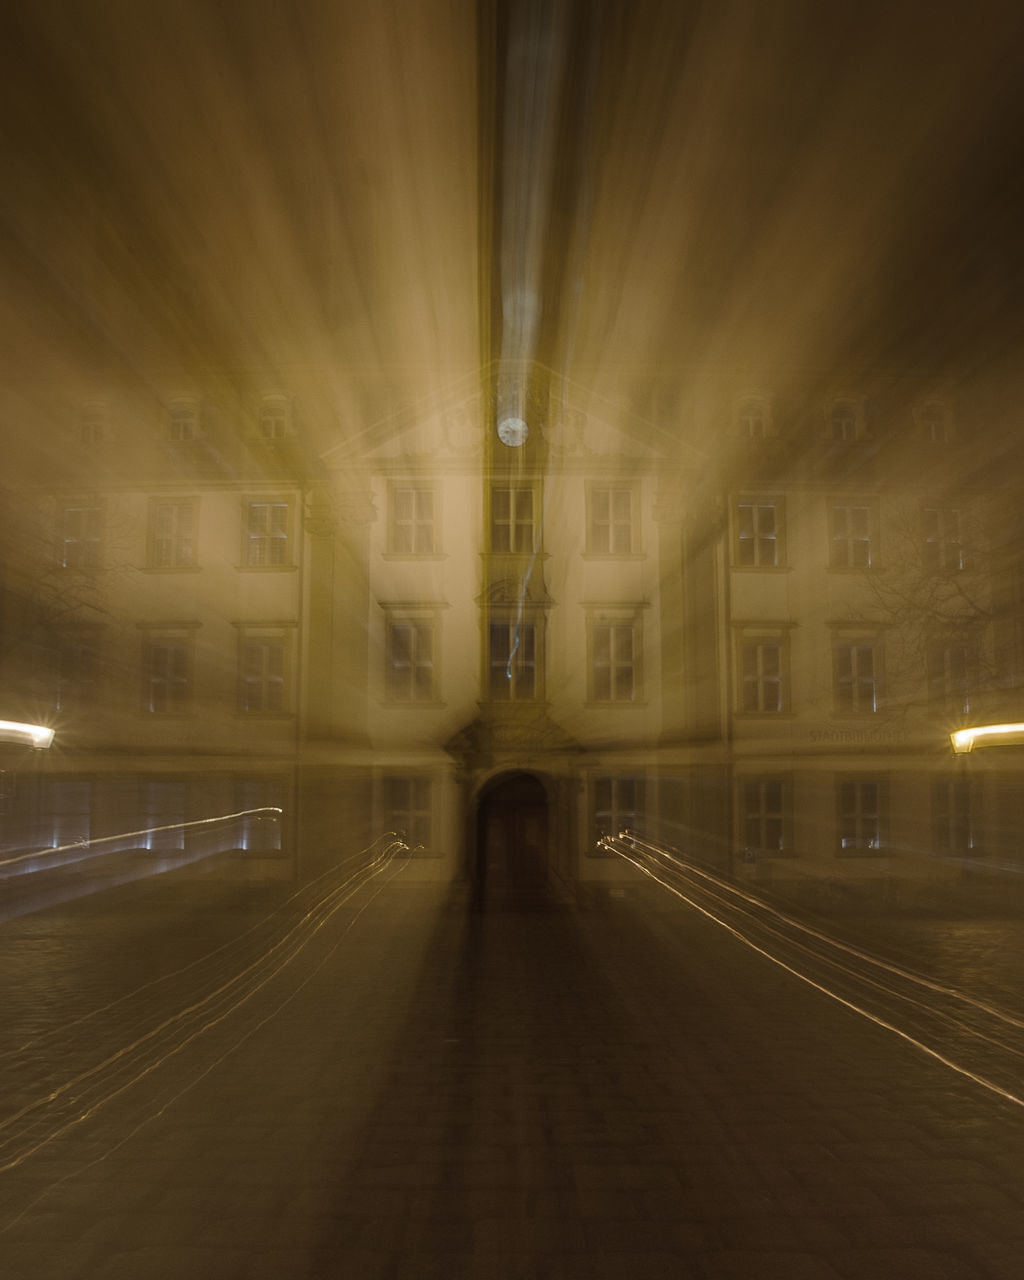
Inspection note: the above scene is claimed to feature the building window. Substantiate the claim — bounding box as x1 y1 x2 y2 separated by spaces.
838 779 884 853
590 617 640 702
149 500 196 569
245 500 290 567
829 401 858 441
829 501 875 569
387 618 437 702
389 484 436 555
919 401 951 443
40 779 91 849
143 635 192 714
737 397 769 439
239 635 287 714
932 778 973 856
592 777 644 844
741 779 785 854
79 403 109 446
258 395 292 439
739 636 786 713
141 780 186 853
736 499 783 567
926 641 972 716
55 630 101 709
167 401 199 441
60 503 103 569
382 776 432 850
834 639 880 713
491 486 535 553
922 507 964 572
233 777 284 852
488 619 537 700
588 484 636 555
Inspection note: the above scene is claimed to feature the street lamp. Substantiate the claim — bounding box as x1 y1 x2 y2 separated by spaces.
950 722 1024 754
0 720 55 749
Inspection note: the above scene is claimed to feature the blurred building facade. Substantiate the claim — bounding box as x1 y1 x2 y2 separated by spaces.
2 363 1023 904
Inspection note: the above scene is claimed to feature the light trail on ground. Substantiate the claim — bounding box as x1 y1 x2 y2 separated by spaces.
0 834 410 1187
604 832 1024 1110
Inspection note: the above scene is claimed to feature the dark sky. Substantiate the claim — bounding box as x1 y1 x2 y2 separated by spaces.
1 0 1023 408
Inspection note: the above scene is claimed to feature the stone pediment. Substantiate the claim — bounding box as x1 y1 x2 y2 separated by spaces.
321 363 686 469
445 709 582 775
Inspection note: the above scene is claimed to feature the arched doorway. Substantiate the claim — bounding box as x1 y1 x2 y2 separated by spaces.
475 772 549 897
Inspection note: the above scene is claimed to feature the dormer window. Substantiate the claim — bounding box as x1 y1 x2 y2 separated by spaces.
167 400 200 442
79 402 109 446
918 401 951 443
738 397 768 439
829 400 858 442
258 395 292 440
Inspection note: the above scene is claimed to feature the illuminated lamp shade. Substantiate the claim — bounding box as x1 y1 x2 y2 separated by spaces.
0 719 55 749
950 722 1024 753
497 416 529 447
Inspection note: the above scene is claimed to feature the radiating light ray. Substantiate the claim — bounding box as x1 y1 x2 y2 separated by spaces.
603 834 1024 1110
0 833 409 1176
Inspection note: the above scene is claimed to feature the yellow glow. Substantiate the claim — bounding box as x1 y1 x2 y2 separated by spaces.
0 720 55 749
950 723 1024 753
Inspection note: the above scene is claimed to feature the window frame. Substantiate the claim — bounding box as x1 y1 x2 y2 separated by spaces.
384 610 441 705
148 498 198 570
166 400 200 442
586 481 640 557
828 498 878 570
486 612 542 703
141 629 196 715
257 394 293 440
827 399 859 442
931 776 975 857
918 400 952 444
738 777 790 857
735 628 790 715
242 496 293 569
587 610 643 705
54 626 104 709
387 481 439 557
734 497 785 569
380 775 434 854
832 634 883 715
590 775 645 851
836 777 887 856
59 500 104 570
237 629 292 715
736 396 772 440
925 638 973 717
921 505 965 573
490 484 537 554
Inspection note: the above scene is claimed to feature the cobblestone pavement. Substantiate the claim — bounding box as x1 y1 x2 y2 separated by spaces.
2 866 1024 1279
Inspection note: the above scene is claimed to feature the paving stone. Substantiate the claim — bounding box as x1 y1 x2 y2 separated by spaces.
3 879 1024 1279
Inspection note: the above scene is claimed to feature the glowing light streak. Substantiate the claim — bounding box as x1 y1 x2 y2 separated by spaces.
0 720 54 749
602 833 1024 1110
631 844 1024 1064
0 807 283 875
1 845 411 1236
621 833 1024 1035
950 722 1024 753
0 834 410 1177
